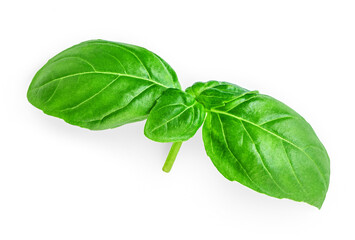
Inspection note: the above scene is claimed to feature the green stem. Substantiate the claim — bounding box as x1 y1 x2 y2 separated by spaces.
162 142 183 173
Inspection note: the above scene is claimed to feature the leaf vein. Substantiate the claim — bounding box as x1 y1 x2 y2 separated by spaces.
43 82 60 104
281 141 308 195
216 114 265 193
259 116 297 126
239 120 290 195
59 75 121 112
104 51 127 74
91 42 152 80
49 56 97 71
92 84 156 123
150 102 197 133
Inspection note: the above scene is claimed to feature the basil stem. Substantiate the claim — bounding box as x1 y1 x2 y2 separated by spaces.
162 142 183 173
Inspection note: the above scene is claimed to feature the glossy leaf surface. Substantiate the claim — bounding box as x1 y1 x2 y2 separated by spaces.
195 81 330 208
27 40 181 130
144 88 205 142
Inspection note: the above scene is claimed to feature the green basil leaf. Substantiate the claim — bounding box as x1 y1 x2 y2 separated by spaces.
144 88 205 142
196 81 330 208
27 40 181 130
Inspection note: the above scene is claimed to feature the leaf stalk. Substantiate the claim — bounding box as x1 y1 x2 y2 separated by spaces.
162 142 182 173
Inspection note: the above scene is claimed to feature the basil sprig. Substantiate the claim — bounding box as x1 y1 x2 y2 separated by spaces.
27 40 330 208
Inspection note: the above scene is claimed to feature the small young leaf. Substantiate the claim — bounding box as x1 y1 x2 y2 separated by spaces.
144 88 205 142
27 40 181 130
194 81 330 208
186 80 257 109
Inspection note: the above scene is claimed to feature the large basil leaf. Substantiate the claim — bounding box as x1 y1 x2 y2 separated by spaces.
193 81 330 208
144 88 205 142
27 40 181 130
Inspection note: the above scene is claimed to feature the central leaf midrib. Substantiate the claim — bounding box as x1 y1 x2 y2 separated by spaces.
35 71 168 90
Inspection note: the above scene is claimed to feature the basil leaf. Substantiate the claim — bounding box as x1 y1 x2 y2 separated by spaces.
144 88 205 142
27 40 181 130
195 81 330 208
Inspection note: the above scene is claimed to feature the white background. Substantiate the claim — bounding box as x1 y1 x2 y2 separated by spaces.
1 0 354 239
